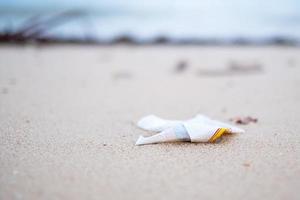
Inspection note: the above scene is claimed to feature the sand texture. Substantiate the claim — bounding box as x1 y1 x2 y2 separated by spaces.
0 45 299 200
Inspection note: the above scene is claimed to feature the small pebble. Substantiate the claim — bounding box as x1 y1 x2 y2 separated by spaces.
243 163 251 167
2 87 8 94
175 60 188 73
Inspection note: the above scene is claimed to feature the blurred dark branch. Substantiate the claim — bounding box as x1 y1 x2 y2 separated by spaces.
0 10 86 43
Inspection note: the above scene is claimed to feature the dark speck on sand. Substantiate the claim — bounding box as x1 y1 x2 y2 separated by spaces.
2 87 8 94
243 162 251 167
198 60 263 77
112 71 132 80
174 60 189 73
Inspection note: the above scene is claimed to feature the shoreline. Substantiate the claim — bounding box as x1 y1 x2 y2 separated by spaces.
1 34 299 46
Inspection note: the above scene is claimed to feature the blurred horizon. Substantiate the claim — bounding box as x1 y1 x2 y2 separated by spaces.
0 0 300 43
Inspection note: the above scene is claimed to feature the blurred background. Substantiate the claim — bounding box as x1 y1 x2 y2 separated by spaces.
0 0 299 44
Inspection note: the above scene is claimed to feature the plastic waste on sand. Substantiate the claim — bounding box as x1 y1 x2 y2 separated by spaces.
135 114 245 145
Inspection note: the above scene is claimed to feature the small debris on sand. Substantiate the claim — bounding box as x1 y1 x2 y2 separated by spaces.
230 116 258 125
174 60 188 73
198 60 263 77
243 162 251 167
112 71 132 80
228 61 262 73
1 87 8 94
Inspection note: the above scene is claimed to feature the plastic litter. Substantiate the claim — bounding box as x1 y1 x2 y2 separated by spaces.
136 114 245 145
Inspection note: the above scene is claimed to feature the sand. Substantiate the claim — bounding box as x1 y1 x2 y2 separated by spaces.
0 45 299 200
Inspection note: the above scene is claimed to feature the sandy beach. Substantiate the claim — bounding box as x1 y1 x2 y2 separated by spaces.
0 45 299 200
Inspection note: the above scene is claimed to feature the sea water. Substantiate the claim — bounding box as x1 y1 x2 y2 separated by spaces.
0 0 299 41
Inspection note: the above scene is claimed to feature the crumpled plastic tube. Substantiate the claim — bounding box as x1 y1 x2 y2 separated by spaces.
135 114 245 145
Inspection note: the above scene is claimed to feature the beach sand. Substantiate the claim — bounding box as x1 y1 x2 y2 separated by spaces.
0 45 299 200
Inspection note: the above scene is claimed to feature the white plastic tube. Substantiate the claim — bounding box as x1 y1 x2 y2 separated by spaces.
135 124 190 145
136 114 245 145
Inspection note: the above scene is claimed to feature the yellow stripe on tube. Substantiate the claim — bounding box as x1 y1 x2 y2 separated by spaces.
209 128 228 142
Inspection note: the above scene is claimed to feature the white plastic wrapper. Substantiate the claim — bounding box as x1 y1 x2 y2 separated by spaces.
136 114 245 145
